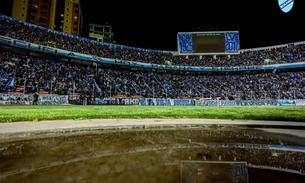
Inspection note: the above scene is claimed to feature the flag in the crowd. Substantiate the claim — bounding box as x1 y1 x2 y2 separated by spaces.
68 72 72 78
71 77 76 91
72 81 76 91
93 79 101 93
6 77 14 86
44 82 49 89
148 87 155 94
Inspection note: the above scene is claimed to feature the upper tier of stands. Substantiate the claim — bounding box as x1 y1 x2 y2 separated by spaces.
1 49 305 99
1 14 305 67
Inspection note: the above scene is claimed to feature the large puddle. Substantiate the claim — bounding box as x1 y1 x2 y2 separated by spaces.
0 126 304 183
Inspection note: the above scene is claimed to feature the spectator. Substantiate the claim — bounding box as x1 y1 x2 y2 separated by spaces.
32 91 39 105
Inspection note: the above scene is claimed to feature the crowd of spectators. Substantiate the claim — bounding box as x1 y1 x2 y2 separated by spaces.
1 15 305 67
0 15 305 99
1 50 305 99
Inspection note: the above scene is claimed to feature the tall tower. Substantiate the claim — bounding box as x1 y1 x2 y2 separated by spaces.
11 0 83 36
53 0 83 35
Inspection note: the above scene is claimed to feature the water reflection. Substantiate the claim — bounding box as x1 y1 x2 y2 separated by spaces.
0 127 304 183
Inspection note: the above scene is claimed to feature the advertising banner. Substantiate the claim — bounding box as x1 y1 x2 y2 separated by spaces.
277 100 296 106
0 94 68 105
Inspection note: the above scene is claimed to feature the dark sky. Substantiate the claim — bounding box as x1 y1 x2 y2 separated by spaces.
80 0 304 51
0 0 304 51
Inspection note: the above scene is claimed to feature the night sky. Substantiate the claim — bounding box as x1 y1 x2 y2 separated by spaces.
80 0 304 51
1 0 304 51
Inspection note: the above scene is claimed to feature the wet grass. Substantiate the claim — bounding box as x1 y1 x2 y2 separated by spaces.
0 105 305 122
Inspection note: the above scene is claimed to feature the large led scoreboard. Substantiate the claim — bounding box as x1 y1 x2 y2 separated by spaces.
177 31 240 55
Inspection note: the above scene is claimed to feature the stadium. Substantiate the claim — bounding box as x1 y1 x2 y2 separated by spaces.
0 1 305 182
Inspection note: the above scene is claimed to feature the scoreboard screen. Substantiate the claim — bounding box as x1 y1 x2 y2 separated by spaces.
177 31 240 55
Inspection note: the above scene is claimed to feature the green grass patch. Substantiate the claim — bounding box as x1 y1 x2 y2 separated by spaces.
0 105 305 122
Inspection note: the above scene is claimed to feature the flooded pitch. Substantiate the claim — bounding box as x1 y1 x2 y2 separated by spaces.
0 123 305 183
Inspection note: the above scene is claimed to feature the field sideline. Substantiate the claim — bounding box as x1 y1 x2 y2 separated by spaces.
0 105 305 122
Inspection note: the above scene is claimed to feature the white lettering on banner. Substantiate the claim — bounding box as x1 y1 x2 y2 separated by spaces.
156 99 172 105
277 100 296 106
89 98 139 105
51 96 67 104
90 98 116 105
37 95 68 105
173 99 193 106
196 100 218 106
0 94 31 104
124 98 139 105
0 94 68 105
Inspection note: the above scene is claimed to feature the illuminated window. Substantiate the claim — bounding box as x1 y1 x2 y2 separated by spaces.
29 2 38 8
74 16 77 19
60 14 64 17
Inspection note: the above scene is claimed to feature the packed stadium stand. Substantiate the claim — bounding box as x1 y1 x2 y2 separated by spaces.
0 14 305 101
